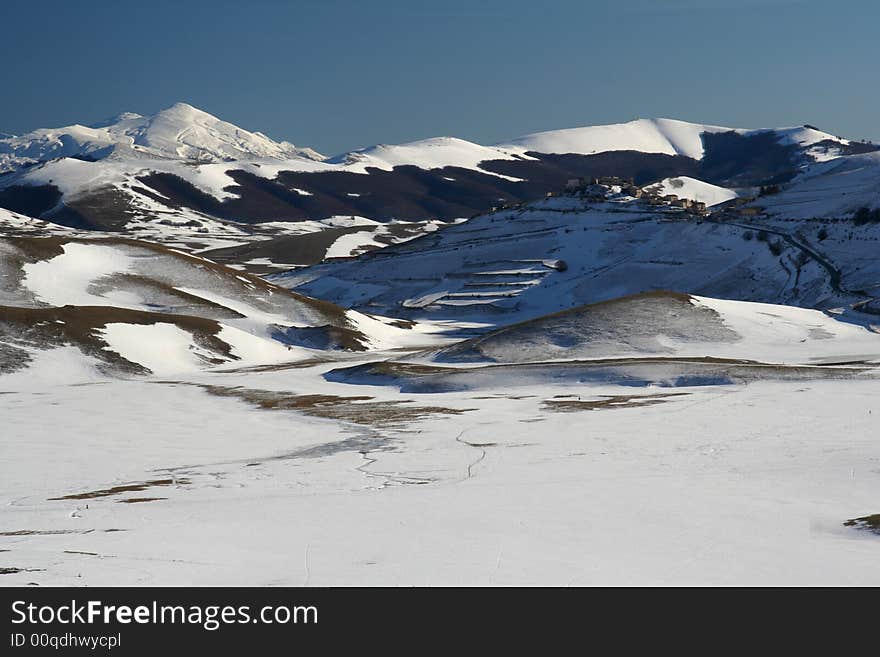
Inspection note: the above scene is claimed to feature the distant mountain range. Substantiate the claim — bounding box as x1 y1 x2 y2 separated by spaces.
2 103 876 233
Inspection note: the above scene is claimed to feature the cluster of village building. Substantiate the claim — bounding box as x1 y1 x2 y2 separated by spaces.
561 176 708 214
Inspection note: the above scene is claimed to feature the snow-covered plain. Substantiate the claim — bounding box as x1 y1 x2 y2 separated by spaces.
1 350 878 586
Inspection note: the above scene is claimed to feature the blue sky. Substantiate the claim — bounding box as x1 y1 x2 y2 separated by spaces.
2 0 878 155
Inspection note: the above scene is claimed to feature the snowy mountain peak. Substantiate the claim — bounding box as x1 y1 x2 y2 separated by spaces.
127 102 325 162
0 102 325 172
88 111 145 129
161 101 210 116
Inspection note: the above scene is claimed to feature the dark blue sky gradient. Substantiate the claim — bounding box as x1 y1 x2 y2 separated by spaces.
2 0 878 155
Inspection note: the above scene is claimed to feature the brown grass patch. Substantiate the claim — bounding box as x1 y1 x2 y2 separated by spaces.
99 273 247 319
0 304 233 374
0 529 87 536
472 394 537 400
543 392 690 412
1 235 367 350
49 478 190 501
99 236 352 322
214 356 336 373
4 236 67 262
844 514 880 535
196 384 473 428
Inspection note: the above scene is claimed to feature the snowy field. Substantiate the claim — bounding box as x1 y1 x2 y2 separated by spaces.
1 347 879 586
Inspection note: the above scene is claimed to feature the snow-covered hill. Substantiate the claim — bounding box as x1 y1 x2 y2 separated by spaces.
328 136 524 178
424 291 880 366
0 235 450 379
497 117 847 160
642 176 738 206
326 291 880 392
280 182 880 326
740 151 880 219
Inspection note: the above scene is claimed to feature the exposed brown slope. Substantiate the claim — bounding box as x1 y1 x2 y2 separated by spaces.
0 235 368 350
0 304 232 374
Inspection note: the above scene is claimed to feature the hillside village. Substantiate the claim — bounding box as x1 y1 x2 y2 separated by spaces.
561 176 709 214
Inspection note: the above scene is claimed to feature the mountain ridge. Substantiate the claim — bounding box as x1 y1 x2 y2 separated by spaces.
1 104 877 243
3 105 866 171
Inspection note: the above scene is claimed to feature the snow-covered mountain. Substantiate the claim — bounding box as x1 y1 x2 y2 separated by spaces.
0 102 324 171
2 105 874 240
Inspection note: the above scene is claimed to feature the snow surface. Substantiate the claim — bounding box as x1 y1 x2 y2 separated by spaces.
323 230 384 259
22 242 137 307
695 295 880 363
3 121 880 585
751 151 880 218
2 236 437 356
101 323 216 375
99 322 300 375
0 208 74 235
643 176 738 206
329 137 525 181
500 117 729 159
0 346 107 390
2 345 879 585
